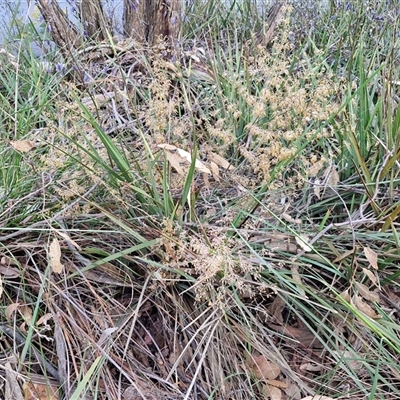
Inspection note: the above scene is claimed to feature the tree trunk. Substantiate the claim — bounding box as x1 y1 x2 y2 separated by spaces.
148 0 181 44
257 1 286 46
79 0 112 41
36 0 82 55
36 0 182 54
123 0 148 42
123 0 181 45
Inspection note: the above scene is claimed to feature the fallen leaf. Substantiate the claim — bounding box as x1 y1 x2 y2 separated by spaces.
324 164 339 187
301 397 334 400
300 362 323 372
364 247 378 270
295 234 312 252
316 164 340 198
0 265 20 278
362 267 378 286
20 305 33 324
355 282 380 303
5 303 20 320
331 350 363 371
203 171 211 187
208 151 234 170
23 381 58 400
266 379 288 388
5 362 24 400
165 150 185 175
284 380 302 400
333 248 355 263
158 144 211 174
291 264 306 297
262 384 282 400
308 159 325 176
54 230 82 251
268 323 322 348
189 53 200 63
176 148 211 174
49 238 63 273
353 294 381 319
281 213 302 224
339 288 351 302
36 313 53 327
328 167 339 187
262 235 297 253
97 327 119 346
0 255 18 265
123 385 140 400
268 296 286 324
313 178 321 199
249 354 280 380
157 143 177 150
10 140 37 152
20 306 32 332
209 160 220 181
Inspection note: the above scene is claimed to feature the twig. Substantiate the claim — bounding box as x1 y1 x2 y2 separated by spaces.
0 323 60 383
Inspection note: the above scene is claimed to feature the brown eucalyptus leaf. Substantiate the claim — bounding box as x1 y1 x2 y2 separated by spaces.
355 282 380 303
0 265 20 278
157 143 177 150
5 362 24 400
5 303 20 320
36 313 53 327
159 144 211 174
268 296 285 323
328 168 340 187
295 234 312 252
49 237 63 273
165 150 185 175
208 151 234 170
313 178 321 199
353 294 381 319
266 379 288 388
299 362 323 372
333 248 355 263
268 323 323 348
364 247 378 270
301 397 334 400
308 159 325 176
20 305 32 324
209 160 220 181
362 267 378 286
1 255 19 266
324 164 339 187
23 381 58 400
55 230 82 251
249 354 280 380
284 381 302 400
10 140 37 152
340 289 351 302
262 384 282 400
331 350 363 371
291 264 306 297
176 147 211 174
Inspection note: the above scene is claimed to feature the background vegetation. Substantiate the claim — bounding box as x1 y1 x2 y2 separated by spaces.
0 0 399 399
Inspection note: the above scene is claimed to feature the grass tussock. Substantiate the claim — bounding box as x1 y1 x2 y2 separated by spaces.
0 0 400 399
